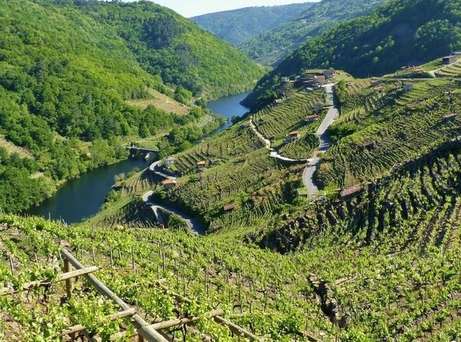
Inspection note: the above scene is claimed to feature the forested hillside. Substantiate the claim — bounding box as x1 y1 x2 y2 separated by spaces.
192 2 315 46
73 0 264 98
241 0 383 65
193 0 383 66
245 0 461 108
0 0 241 213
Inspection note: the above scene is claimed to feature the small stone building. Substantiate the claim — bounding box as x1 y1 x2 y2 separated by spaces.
223 203 236 212
443 56 455 65
161 178 177 188
196 160 207 169
286 131 301 143
305 115 320 122
340 185 363 199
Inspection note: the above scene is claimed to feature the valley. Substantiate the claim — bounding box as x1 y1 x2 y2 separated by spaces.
1 0 461 341
30 92 251 225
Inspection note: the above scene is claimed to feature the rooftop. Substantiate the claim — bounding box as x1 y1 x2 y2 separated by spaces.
223 204 236 212
161 178 177 186
340 185 363 198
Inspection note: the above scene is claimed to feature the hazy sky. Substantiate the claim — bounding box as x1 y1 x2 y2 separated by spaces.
150 1 315 17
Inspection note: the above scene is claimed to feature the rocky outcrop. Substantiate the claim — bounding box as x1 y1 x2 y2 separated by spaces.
308 273 349 328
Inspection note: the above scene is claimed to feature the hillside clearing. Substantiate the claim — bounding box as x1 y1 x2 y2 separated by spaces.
0 136 33 159
126 89 190 115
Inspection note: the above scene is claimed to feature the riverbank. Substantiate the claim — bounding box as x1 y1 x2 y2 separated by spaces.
30 91 252 226
30 158 147 224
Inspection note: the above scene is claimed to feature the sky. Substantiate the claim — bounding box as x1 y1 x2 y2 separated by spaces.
148 0 315 18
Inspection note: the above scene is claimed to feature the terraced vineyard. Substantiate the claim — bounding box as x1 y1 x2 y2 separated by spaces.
263 142 461 253
3 202 460 341
319 79 461 188
436 58 461 78
151 89 334 231
394 81 438 107
167 123 264 175
336 79 402 116
278 133 318 160
84 169 159 229
0 215 336 340
87 197 158 229
254 142 461 338
164 149 297 230
253 90 326 140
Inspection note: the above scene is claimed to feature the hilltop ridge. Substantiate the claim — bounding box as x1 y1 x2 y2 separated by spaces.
244 0 461 109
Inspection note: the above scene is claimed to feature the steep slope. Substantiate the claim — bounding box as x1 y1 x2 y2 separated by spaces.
2 168 461 340
245 0 461 108
73 0 265 99
192 2 316 46
0 0 219 213
241 0 384 65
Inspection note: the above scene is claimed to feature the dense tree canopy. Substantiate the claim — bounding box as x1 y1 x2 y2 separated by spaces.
192 2 316 46
240 0 383 65
71 0 264 98
0 0 227 213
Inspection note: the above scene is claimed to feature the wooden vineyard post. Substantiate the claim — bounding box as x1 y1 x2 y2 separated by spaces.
152 280 261 341
110 249 114 267
61 248 168 342
205 268 209 296
238 275 243 314
8 255 15 275
92 247 96 264
64 258 73 299
131 248 136 272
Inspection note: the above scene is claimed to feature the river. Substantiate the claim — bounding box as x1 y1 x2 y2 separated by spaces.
207 92 250 129
31 92 250 224
30 159 147 224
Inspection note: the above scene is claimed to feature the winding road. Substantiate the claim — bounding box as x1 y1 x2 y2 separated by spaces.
142 83 339 229
149 160 177 180
302 84 339 197
141 160 204 233
249 84 339 197
249 118 308 162
142 190 205 234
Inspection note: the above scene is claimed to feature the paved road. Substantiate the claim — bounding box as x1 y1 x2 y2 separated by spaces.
302 84 339 197
249 117 309 162
248 83 339 196
303 162 320 197
149 160 177 180
270 151 305 162
142 191 205 234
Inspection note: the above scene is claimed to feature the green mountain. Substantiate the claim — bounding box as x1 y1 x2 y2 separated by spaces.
2 69 461 340
74 0 264 99
2 1 461 341
192 2 316 46
241 0 384 65
193 0 384 66
245 0 461 108
0 0 260 213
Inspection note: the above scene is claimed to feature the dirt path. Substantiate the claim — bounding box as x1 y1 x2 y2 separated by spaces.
249 118 308 162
